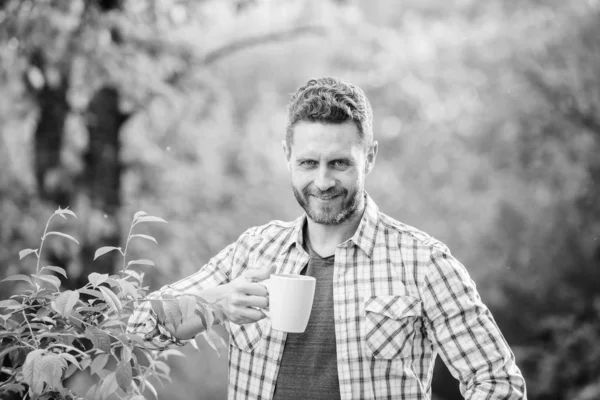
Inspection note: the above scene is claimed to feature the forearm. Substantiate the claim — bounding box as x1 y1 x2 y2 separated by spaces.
170 284 230 340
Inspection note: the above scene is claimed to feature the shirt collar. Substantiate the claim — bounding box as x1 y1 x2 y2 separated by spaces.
347 193 379 257
284 193 379 258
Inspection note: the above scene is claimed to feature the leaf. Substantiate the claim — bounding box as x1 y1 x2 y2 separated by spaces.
36 306 51 319
129 234 158 244
51 290 80 318
134 216 168 225
127 259 155 268
33 273 61 289
116 360 132 391
44 231 80 245
133 211 148 220
0 274 32 286
99 371 118 398
178 295 197 323
154 360 170 376
59 353 82 370
144 378 159 400
41 266 68 279
90 353 109 375
99 286 122 314
85 327 111 353
94 246 122 261
55 208 77 219
40 353 65 391
201 330 227 357
123 270 142 282
0 299 22 309
101 319 124 329
66 290 82 312
116 279 138 300
19 248 37 260
64 363 78 379
0 383 26 395
121 345 132 362
162 294 182 332
149 300 166 323
33 316 56 326
9 347 25 369
22 349 46 395
105 277 120 288
88 272 109 287
196 302 215 331
0 345 22 362
162 298 182 332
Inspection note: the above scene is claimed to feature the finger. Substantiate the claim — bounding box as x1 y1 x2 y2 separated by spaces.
236 294 268 309
236 281 269 297
242 265 276 282
232 307 267 324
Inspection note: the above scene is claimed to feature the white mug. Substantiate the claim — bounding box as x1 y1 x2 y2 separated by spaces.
261 274 316 333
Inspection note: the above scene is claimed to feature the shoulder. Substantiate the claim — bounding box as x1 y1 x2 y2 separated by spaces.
375 212 474 297
242 218 299 239
376 211 451 255
233 217 301 251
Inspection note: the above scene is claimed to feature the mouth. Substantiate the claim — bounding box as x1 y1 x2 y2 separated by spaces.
311 194 340 201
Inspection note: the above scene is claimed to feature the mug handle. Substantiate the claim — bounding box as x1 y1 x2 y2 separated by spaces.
259 278 272 318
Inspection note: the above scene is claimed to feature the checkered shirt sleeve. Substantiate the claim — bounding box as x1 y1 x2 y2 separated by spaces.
126 235 243 349
420 246 526 398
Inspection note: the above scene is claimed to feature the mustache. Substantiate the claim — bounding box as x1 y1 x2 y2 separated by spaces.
303 187 346 197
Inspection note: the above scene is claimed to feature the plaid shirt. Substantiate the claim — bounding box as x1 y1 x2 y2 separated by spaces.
128 195 526 399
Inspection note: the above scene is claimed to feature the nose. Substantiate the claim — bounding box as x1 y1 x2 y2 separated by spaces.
314 165 335 191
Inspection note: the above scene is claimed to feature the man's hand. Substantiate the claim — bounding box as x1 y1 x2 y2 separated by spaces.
218 266 274 325
166 266 275 340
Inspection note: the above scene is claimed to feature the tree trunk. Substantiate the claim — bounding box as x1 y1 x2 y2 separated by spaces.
74 86 128 289
29 48 72 207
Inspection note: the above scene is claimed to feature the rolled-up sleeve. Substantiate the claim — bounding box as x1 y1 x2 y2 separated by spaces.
420 247 527 399
127 235 244 349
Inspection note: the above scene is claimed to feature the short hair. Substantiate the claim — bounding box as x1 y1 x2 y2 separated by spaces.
285 77 373 150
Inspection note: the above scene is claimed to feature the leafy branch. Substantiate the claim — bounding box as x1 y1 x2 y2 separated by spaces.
0 207 222 400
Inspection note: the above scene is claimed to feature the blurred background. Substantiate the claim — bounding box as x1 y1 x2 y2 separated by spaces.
1 0 599 399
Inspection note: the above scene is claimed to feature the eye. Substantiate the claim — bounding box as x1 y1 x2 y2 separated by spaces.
299 160 318 167
332 160 350 168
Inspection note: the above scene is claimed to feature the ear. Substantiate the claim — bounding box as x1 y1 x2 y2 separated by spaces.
282 140 291 171
365 141 378 175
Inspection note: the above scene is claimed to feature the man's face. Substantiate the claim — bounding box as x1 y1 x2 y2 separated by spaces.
283 121 377 225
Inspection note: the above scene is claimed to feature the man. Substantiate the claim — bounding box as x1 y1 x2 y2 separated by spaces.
128 77 527 399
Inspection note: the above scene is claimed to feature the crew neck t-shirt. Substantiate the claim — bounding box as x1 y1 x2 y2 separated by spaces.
271 236 341 400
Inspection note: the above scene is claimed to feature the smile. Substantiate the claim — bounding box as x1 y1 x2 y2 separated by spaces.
312 194 339 200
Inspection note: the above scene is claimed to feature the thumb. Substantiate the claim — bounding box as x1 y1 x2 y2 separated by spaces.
242 265 276 282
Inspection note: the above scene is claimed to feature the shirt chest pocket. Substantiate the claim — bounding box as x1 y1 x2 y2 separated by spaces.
228 319 267 353
364 295 422 360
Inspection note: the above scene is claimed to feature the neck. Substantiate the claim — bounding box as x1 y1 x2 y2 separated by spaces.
305 201 366 256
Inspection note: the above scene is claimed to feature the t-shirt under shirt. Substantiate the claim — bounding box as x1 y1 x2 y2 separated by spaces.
272 236 341 400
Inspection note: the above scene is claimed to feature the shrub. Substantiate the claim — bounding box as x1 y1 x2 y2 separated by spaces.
0 208 222 400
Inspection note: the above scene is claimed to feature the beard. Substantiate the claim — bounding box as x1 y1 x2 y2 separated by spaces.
292 184 362 225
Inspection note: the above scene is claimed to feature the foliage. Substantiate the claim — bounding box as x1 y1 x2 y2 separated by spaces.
0 208 223 400
484 8 600 398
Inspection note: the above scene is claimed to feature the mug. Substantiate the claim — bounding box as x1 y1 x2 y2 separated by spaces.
261 274 316 333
